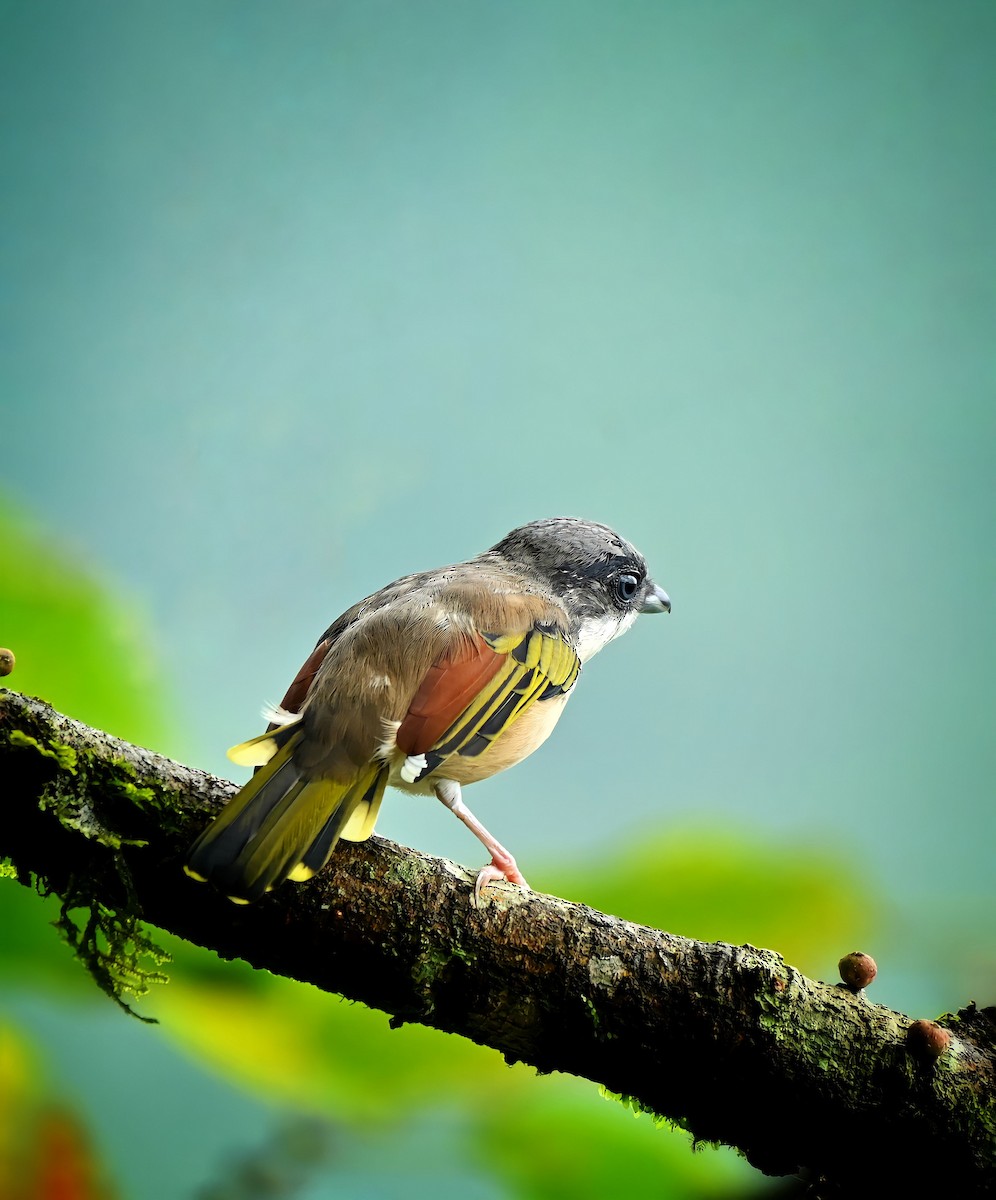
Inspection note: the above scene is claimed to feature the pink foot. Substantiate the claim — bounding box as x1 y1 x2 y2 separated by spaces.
431 780 530 904
474 853 529 904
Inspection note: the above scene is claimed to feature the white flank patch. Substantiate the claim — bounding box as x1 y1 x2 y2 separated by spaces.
400 753 428 783
376 720 402 763
369 673 392 689
260 702 303 727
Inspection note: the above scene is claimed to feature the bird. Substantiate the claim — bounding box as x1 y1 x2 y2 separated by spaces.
185 517 670 903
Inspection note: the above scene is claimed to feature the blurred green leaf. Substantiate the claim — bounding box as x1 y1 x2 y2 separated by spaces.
542 825 876 976
473 1078 756 1200
0 494 180 1005
145 941 522 1120
0 886 94 995
0 495 173 752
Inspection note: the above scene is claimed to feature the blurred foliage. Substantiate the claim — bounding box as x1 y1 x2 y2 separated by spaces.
0 496 872 1197
0 1025 118 1200
196 1117 340 1200
149 961 760 1198
475 1088 742 1200
0 496 173 753
545 826 873 977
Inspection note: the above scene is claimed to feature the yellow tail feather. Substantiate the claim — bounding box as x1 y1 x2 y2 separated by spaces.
227 729 283 767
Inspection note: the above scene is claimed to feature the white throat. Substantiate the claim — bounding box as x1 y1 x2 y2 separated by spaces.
573 610 638 663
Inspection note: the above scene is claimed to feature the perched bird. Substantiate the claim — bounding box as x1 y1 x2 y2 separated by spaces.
186 517 670 903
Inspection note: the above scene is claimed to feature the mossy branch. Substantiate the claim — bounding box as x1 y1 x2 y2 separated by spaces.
1 689 993 1195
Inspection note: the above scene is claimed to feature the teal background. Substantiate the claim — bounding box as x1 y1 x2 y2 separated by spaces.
2 2 993 1197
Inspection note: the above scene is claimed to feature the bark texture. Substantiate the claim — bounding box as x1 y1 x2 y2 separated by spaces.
1 689 993 1195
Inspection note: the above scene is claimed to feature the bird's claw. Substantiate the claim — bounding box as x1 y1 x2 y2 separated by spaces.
473 854 529 905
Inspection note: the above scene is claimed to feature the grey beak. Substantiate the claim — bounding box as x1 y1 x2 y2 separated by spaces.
640 582 671 614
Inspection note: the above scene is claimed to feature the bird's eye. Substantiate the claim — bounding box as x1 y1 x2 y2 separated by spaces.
615 573 640 603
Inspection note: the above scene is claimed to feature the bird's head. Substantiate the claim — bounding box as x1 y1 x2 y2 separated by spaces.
488 517 670 661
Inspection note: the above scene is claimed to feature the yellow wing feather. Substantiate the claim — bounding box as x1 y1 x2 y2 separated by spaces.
418 626 579 767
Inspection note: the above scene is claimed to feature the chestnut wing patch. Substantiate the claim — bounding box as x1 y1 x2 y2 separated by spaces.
278 638 332 714
395 627 581 777
396 634 505 754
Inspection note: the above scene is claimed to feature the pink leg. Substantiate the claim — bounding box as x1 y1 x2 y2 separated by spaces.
434 780 529 902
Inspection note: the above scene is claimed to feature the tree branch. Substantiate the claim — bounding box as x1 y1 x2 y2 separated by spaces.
1 689 993 1194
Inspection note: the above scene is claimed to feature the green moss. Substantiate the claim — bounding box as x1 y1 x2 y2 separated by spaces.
598 1088 670 1127
9 729 78 773
37 786 144 850
410 942 476 1015
387 854 436 887
116 780 157 808
92 756 159 814
7 712 170 1016
50 844 170 1019
581 993 601 1032
54 865 171 1023
412 944 473 987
